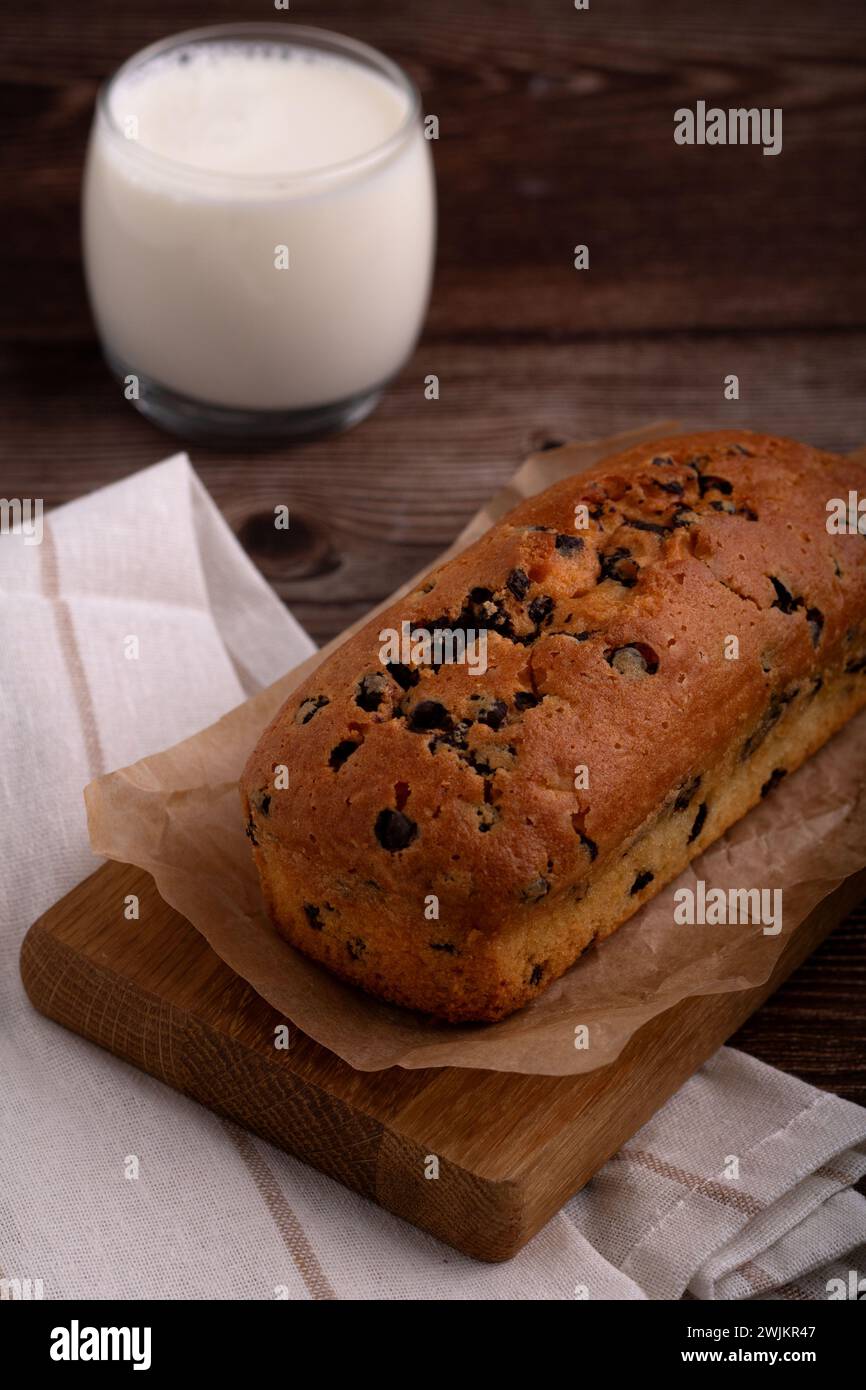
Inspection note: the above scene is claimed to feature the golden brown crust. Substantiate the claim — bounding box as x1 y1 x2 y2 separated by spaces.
241 430 866 1021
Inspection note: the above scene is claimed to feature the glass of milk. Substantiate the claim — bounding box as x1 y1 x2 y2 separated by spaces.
82 24 435 441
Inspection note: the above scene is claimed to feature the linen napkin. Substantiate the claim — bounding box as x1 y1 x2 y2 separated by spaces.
0 455 864 1302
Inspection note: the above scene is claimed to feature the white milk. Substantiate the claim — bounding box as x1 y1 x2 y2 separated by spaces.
83 33 435 416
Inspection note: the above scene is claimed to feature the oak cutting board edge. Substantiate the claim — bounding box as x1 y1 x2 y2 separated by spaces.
18 859 866 1263
19 901 535 1261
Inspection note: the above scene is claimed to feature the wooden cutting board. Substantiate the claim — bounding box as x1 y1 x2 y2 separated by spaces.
20 859 866 1262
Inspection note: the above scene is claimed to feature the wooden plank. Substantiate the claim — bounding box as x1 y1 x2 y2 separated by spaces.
3 1 865 340
730 902 866 1102
20 860 866 1261
3 335 866 645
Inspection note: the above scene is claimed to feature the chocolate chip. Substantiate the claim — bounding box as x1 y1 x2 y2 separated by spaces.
698 475 733 497
761 769 787 799
688 802 708 843
654 479 684 495
478 699 508 730
846 655 866 674
741 696 783 759
329 740 360 769
710 499 736 513
296 695 329 724
521 877 550 903
599 547 639 587
769 577 803 616
670 505 698 528
529 964 544 985
465 750 495 775
244 815 259 847
651 455 675 467
347 936 367 961
356 672 387 711
303 903 323 930
488 599 517 637
429 716 473 755
624 517 671 535
434 592 516 642
528 595 554 624
630 869 654 895
810 676 824 698
408 700 450 732
606 644 659 676
448 717 473 747
578 831 598 861
514 691 540 710
476 804 500 832
555 533 584 553
674 775 701 812
806 607 824 647
251 789 271 816
386 662 420 691
506 567 530 601
430 941 457 954
374 808 418 851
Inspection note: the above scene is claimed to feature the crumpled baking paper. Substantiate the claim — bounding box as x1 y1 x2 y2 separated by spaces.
86 423 866 1074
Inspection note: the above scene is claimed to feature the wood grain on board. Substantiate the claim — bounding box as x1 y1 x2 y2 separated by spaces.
20 862 866 1259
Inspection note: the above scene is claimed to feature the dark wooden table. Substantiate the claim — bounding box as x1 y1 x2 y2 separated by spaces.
2 0 864 1101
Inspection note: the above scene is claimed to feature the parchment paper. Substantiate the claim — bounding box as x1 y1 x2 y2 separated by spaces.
85 423 866 1075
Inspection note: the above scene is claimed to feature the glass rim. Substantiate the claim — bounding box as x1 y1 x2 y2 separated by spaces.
96 21 422 189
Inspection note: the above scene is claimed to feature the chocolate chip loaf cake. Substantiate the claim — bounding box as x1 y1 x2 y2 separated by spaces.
241 430 866 1022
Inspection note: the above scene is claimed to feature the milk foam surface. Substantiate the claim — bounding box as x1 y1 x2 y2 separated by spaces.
108 42 409 176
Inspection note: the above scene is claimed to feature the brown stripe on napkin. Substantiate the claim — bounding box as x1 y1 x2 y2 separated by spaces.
614 1148 763 1218
738 1261 809 1300
40 519 106 779
223 1121 337 1300
816 1162 856 1186
738 1258 776 1294
774 1280 812 1300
